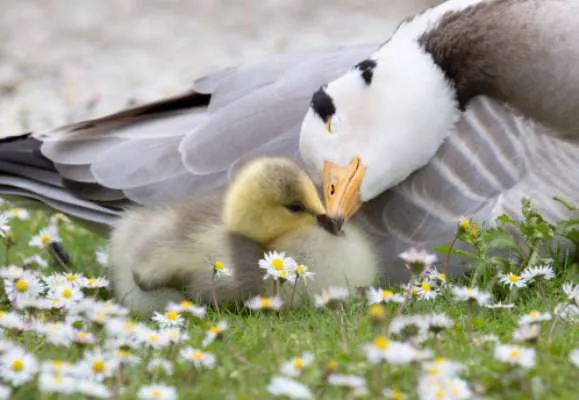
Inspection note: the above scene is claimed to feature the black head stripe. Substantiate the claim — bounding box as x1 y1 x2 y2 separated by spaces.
311 86 336 123
355 59 377 85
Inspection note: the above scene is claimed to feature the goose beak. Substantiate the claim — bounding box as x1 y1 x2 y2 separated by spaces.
316 214 344 235
323 157 365 224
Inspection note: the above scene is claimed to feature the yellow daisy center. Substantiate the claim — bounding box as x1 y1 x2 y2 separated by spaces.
295 265 306 275
40 235 52 245
52 374 64 383
209 326 222 335
123 322 135 332
434 389 446 399
11 359 24 371
61 288 73 299
458 218 471 230
293 358 304 369
213 261 224 271
390 389 403 400
65 274 77 282
165 311 179 321
381 289 394 298
278 270 288 279
87 278 97 285
52 361 63 371
259 298 271 308
509 349 521 359
180 300 193 309
117 350 130 358
528 310 540 318
92 360 105 373
438 273 447 282
271 258 284 270
15 279 29 292
420 281 432 292
191 351 205 361
148 335 159 343
325 360 338 373
77 331 89 341
374 336 390 350
151 389 162 399
368 304 385 320
507 274 521 282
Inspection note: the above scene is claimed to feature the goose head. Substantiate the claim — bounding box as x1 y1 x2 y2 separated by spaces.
223 157 341 245
298 1 480 222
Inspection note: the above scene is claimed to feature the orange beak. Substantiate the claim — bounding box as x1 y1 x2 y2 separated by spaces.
322 157 366 225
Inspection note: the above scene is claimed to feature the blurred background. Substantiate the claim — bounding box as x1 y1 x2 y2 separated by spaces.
0 0 440 135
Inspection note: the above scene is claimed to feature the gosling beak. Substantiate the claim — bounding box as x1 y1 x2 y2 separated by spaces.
323 157 366 223
316 214 344 235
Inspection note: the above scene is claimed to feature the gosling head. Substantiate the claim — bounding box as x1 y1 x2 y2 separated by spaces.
223 157 342 245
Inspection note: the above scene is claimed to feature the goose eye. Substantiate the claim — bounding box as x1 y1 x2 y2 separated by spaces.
285 202 306 213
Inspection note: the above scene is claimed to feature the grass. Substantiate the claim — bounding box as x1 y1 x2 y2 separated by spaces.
0 199 578 399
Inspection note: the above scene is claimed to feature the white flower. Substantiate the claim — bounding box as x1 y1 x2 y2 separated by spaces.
554 303 579 321
570 349 579 368
22 255 49 269
0 265 23 279
0 349 38 386
179 347 216 368
47 283 84 307
0 311 27 330
258 251 297 281
389 315 428 339
383 388 406 400
518 310 552 326
137 384 178 400
161 328 189 345
79 349 120 380
366 287 405 305
327 374 367 389
40 360 77 376
415 281 439 301
267 376 313 399
0 213 9 238
499 273 528 289
521 265 555 282
562 282 579 302
166 300 206 318
472 334 500 346
245 295 283 311
76 380 112 399
450 286 491 306
422 358 464 378
399 248 437 274
486 302 515 309
202 321 228 348
292 263 315 283
147 358 174 376
513 324 540 342
280 352 314 377
34 322 74 346
44 272 84 288
72 329 97 345
0 385 10 400
7 208 29 220
212 260 233 279
79 276 109 289
152 311 185 329
363 336 431 365
424 314 454 334
49 213 71 225
95 248 109 267
494 344 536 369
38 373 76 395
418 376 473 400
3 271 44 304
29 225 60 248
313 287 350 308
135 326 171 350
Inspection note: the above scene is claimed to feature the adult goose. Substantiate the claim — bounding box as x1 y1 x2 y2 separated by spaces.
1 0 579 281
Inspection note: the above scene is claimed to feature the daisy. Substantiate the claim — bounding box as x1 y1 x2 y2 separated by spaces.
110 348 140 366
79 276 109 289
366 287 405 305
457 216 478 237
363 336 431 365
95 248 109 267
327 374 367 390
280 352 314 377
38 373 76 395
0 349 38 386
166 300 206 319
137 384 178 400
471 334 500 346
499 272 528 289
415 281 439 301
48 283 84 307
424 268 448 286
513 324 540 343
554 303 579 321
418 376 473 400
245 295 283 311
49 213 71 225
4 271 44 304
0 265 23 279
383 388 406 400
0 311 27 330
424 313 454 334
202 321 228 348
79 349 120 381
368 304 386 323
29 225 60 248
7 208 29 220
104 318 140 341
389 315 428 339
0 213 9 238
292 263 316 283
486 302 515 309
34 322 74 346
135 326 171 350
40 360 77 376
422 358 464 378
152 311 185 329
518 310 552 326
76 380 112 399
267 376 313 399
562 282 579 302
494 344 536 369
399 247 437 274
72 329 97 345
521 264 555 282
179 347 216 368
450 286 491 306
313 287 350 308
148 358 174 376
22 255 49 269
212 260 233 279
0 385 10 400
258 251 297 281
570 349 579 368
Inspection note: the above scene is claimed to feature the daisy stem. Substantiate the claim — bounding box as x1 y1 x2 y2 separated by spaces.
272 280 278 297
288 277 299 307
395 276 415 318
211 279 220 315
547 304 564 344
443 234 458 277
338 304 350 353
467 300 476 339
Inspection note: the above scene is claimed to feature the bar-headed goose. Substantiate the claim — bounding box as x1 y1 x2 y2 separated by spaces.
1 0 578 282
109 157 377 315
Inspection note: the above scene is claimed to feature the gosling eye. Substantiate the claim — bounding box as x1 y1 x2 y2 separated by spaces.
285 202 306 213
